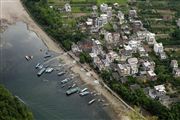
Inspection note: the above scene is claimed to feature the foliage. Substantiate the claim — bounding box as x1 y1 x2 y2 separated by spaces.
0 85 33 120
79 52 92 63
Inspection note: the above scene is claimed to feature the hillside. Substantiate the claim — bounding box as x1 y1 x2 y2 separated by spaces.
0 85 34 120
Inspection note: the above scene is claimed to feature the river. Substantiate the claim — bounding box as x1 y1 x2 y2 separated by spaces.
0 22 111 120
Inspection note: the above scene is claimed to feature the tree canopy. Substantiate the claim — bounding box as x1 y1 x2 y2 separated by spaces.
0 85 34 120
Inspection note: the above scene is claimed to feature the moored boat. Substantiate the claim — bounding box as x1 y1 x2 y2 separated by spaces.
88 99 96 105
79 91 89 96
37 68 46 76
58 72 65 76
66 87 79 95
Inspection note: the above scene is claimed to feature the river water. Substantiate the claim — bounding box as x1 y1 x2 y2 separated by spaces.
0 22 111 120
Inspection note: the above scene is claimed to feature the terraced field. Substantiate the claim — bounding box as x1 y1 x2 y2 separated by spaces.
137 0 180 45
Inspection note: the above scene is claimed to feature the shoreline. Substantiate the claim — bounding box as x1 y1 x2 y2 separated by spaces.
1 0 132 119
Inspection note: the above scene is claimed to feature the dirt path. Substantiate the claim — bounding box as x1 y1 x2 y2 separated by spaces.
1 0 131 119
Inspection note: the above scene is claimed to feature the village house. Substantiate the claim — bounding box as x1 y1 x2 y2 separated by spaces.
118 11 125 25
173 68 180 77
91 39 103 55
142 60 155 71
100 14 108 24
136 31 147 41
138 46 148 57
105 32 120 49
160 52 167 60
146 32 156 45
120 45 133 61
64 3 71 12
128 57 139 74
117 64 131 76
121 25 130 35
170 60 178 69
128 40 141 53
147 70 157 81
86 18 93 26
153 42 164 54
106 51 120 62
146 84 166 99
106 7 112 19
92 5 98 12
129 9 137 19
100 3 108 13
132 20 143 31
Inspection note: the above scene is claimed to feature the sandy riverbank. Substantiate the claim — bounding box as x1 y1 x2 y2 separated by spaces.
1 0 130 119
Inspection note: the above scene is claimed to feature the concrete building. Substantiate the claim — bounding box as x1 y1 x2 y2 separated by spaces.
128 40 141 53
117 64 131 76
105 32 113 43
106 7 112 18
138 46 147 57
118 11 125 25
160 52 167 60
100 3 108 13
147 70 157 81
142 61 155 71
100 14 108 25
132 20 143 31
170 60 178 68
146 32 156 45
86 18 93 26
129 10 137 18
173 68 180 77
128 57 139 74
154 43 164 54
64 3 71 12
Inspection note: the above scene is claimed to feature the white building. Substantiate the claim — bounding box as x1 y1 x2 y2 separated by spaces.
154 85 166 94
106 51 120 62
100 14 108 25
138 47 147 57
128 40 141 53
91 39 103 55
105 32 113 43
154 43 164 54
147 70 157 81
118 64 131 76
64 3 71 12
146 32 156 45
170 60 178 68
174 68 180 77
160 52 167 60
100 3 108 13
86 18 93 26
129 10 137 18
128 57 139 74
106 7 112 18
118 11 125 25
142 61 155 71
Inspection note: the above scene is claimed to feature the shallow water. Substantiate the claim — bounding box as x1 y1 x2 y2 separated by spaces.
0 22 111 120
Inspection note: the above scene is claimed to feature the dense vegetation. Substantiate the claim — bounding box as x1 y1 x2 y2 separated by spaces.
0 85 33 120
